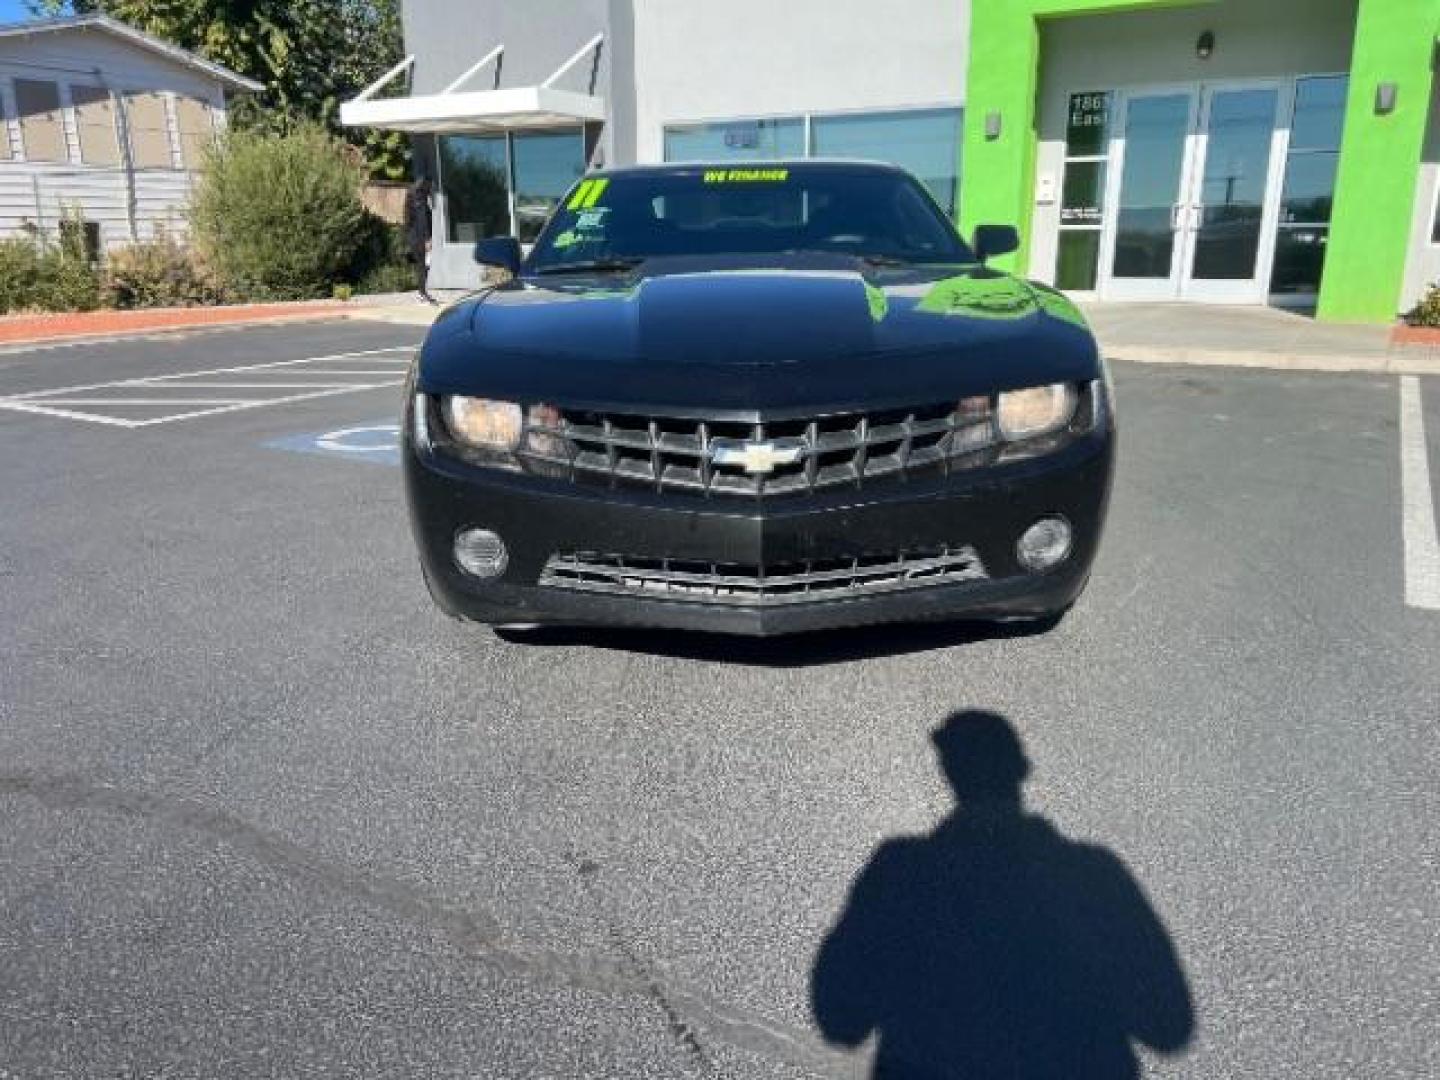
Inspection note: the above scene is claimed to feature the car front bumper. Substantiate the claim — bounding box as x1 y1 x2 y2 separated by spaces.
405 423 1114 637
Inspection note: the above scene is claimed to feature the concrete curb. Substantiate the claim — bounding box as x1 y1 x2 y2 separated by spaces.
345 305 444 328
0 313 364 354
0 302 352 347
0 302 439 352
1104 344 1440 377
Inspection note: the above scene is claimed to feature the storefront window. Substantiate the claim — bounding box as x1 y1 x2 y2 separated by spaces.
810 108 962 216
1055 91 1112 290
663 118 804 162
662 109 963 218
439 130 587 244
1271 76 1348 295
439 135 509 244
512 130 586 242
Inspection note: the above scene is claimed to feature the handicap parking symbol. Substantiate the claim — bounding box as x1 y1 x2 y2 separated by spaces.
267 422 401 466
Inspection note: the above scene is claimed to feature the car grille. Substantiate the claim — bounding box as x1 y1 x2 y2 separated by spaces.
517 402 997 498
539 546 989 606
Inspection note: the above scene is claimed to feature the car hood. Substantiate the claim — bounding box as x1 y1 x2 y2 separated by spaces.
419 255 1099 414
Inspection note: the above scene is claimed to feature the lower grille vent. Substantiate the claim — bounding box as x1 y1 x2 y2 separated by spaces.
539 547 988 606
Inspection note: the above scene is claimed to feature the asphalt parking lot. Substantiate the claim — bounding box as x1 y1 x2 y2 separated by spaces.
1 319 1437 1078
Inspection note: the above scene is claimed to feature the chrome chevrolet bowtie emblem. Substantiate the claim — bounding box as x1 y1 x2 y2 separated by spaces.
710 437 806 475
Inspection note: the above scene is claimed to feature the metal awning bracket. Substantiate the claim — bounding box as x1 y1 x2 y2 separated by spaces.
354 54 414 103
443 44 505 94
541 33 604 92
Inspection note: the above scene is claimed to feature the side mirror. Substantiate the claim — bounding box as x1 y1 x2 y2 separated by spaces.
473 236 522 274
973 224 1020 264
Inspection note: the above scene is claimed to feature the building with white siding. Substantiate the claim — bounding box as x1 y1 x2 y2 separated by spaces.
0 14 260 252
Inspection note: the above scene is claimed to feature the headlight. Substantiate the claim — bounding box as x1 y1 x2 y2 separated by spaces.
441 396 523 451
996 383 1077 441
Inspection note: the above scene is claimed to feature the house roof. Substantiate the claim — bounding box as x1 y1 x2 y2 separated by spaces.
0 14 264 93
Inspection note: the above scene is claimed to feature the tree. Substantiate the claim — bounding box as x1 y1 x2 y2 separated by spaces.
28 0 410 180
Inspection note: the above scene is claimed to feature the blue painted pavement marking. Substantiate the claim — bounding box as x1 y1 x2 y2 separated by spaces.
267 422 401 466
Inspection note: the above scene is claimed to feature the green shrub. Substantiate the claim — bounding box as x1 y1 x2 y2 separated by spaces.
103 231 226 310
332 283 354 302
0 226 101 315
43 251 103 313
0 237 46 313
1405 284 1440 328
46 209 103 312
355 259 416 296
192 123 368 300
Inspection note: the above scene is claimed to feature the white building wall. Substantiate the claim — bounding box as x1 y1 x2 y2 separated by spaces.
629 0 969 163
0 27 228 249
1029 0 1356 285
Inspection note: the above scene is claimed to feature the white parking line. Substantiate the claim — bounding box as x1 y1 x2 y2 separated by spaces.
0 401 144 428
0 346 413 428
14 398 249 406
125 386 401 428
0 346 411 401
1400 376 1440 611
159 382 365 389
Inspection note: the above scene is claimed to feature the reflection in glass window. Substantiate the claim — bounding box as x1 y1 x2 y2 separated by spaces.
1271 76 1348 295
664 119 804 162
1113 93 1190 280
1280 153 1340 225
440 135 509 244
809 108 963 216
512 131 586 242
1061 160 1106 226
439 129 588 244
1056 231 1102 291
1271 228 1330 295
1290 76 1348 152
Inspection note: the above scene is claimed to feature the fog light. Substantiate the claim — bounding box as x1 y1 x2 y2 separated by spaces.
1017 517 1072 573
454 528 508 579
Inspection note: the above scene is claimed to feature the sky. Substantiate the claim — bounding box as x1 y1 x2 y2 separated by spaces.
0 1 38 25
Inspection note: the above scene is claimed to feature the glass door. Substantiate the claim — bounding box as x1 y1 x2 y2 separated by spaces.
1099 89 1198 301
1180 83 1285 303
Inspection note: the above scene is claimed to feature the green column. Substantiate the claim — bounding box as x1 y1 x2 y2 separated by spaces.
1318 0 1440 323
959 3 1040 272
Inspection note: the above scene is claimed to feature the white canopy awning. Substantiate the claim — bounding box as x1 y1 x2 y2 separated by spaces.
340 36 606 135
341 85 605 134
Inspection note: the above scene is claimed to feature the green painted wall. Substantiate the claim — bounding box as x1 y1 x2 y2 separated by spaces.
1318 0 1440 322
963 0 1440 323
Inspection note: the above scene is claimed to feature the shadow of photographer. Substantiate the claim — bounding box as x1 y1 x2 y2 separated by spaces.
811 711 1194 1078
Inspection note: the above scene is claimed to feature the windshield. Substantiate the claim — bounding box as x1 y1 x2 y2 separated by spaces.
527 165 972 272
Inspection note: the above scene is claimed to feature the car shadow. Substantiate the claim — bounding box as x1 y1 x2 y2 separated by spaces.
811 710 1194 1078
493 615 1063 667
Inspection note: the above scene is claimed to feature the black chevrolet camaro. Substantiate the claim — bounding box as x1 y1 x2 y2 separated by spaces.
403 161 1114 636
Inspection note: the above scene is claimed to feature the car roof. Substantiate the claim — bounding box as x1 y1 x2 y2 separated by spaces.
592 158 911 178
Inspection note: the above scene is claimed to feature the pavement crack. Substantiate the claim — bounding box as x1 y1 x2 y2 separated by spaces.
0 773 849 1075
0 771 501 951
569 849 715 1074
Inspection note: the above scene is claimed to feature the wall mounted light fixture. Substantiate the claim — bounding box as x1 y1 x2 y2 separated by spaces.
985 111 1002 140
1196 31 1215 60
1376 82 1398 114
